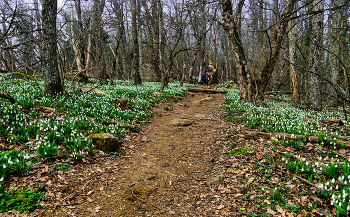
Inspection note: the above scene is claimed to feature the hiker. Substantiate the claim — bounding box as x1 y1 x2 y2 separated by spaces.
201 72 206 85
206 71 210 85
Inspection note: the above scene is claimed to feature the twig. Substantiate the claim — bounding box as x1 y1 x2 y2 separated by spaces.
131 188 145 203
276 168 320 189
106 176 108 190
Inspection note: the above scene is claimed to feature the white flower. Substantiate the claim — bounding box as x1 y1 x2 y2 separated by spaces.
326 182 330 186
303 158 306 162
332 178 335 183
3 165 6 169
0 177 3 182
339 202 342 207
336 185 339 190
345 181 348 185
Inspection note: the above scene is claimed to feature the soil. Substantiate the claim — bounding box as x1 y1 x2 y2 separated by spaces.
3 92 335 216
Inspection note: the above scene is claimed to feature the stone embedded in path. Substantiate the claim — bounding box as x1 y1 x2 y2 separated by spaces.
193 97 216 104
87 133 121 152
170 118 193 126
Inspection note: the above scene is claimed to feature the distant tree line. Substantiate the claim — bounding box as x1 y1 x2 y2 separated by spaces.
0 0 349 110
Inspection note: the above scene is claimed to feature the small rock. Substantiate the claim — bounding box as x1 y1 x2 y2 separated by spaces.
193 97 216 104
170 119 193 126
153 92 166 97
207 176 224 185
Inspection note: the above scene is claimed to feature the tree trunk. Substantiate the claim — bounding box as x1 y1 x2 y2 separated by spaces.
329 0 341 106
41 0 64 95
221 0 249 100
70 6 83 73
188 25 206 84
308 0 324 111
255 0 298 101
132 0 142 85
74 0 85 68
288 13 298 106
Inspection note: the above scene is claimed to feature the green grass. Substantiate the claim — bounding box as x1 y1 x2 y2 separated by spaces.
229 147 257 156
53 163 72 173
0 185 47 213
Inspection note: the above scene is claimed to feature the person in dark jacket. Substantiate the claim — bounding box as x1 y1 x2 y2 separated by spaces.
201 72 206 85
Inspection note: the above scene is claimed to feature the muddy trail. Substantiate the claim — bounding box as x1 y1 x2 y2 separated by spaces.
25 92 240 217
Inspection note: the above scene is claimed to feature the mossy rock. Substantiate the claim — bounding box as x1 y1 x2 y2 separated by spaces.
87 133 121 152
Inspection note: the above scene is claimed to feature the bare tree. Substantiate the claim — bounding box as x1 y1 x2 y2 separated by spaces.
132 0 142 85
308 0 324 111
41 0 64 95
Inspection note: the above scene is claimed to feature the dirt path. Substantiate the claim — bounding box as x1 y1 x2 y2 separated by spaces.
31 92 237 217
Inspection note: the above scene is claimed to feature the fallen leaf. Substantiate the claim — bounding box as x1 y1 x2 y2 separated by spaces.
276 204 284 213
217 204 224 210
66 206 77 209
87 190 94 196
267 207 275 215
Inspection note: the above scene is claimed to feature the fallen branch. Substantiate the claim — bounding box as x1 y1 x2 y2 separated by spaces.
185 88 228 94
264 96 290 103
0 91 15 104
243 131 350 149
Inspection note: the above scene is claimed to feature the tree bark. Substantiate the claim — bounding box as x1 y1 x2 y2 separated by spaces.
41 0 64 95
308 0 324 111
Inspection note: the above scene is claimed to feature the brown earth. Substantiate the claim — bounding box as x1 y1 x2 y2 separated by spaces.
5 92 335 216
28 92 237 217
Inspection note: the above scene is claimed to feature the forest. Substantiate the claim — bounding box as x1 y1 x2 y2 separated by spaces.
0 0 350 216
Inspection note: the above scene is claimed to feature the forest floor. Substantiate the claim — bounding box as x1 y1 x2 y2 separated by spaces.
4 91 336 216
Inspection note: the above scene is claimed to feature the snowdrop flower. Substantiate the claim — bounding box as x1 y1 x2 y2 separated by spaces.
345 181 348 185
8 160 13 165
327 182 330 186
303 158 306 162
16 159 19 163
325 186 327 190
306 162 309 165
4 156 7 159
285 160 288 164
0 177 3 182
339 202 342 207
301 168 304 172
319 156 322 160
3 165 6 169
336 185 339 190
332 178 335 183
331 201 334 205
347 205 350 211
